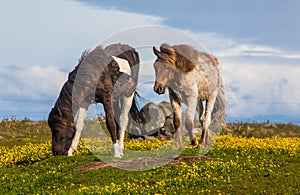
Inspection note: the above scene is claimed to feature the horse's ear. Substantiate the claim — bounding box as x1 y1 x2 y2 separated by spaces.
153 47 161 57
160 43 174 56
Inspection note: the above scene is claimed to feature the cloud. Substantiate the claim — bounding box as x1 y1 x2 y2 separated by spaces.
181 31 237 52
0 0 164 69
182 30 300 60
174 30 300 118
0 0 164 118
0 65 67 100
0 65 67 119
1 0 299 122
215 44 300 59
222 60 300 116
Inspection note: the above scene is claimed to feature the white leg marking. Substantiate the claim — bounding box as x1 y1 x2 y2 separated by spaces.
68 107 87 156
117 93 134 157
113 140 122 158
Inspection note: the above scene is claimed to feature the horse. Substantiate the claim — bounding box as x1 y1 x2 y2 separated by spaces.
152 43 226 147
48 43 140 158
128 101 173 139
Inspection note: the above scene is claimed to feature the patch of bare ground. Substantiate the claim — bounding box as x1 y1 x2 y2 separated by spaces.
74 155 211 171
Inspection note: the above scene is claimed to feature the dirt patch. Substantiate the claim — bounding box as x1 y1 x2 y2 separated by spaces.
169 155 211 165
74 161 110 171
74 155 211 171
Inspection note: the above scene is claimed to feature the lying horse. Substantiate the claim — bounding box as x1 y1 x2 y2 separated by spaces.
48 44 140 157
129 101 202 140
153 43 226 146
128 101 173 139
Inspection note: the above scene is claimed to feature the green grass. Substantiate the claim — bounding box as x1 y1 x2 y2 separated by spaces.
0 118 299 194
224 122 300 137
0 118 50 147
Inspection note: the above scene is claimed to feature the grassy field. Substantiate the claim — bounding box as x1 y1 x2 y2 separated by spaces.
0 118 299 194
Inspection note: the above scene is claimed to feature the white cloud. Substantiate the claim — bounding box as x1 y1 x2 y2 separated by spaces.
1 0 299 122
215 44 300 59
222 60 300 116
0 0 164 69
130 30 300 119
182 30 300 59
0 0 164 117
0 65 67 100
174 30 300 118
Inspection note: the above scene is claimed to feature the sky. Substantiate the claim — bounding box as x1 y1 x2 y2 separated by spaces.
0 0 300 124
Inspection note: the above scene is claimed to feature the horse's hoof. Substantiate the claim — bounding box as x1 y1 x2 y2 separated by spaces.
175 142 182 149
113 153 123 158
67 148 74 156
191 139 198 146
199 141 209 148
199 138 209 147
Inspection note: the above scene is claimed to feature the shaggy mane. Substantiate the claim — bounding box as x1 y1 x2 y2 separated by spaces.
160 43 198 73
78 49 90 65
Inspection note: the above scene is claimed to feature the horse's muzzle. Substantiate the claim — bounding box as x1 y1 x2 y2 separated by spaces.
154 83 166 94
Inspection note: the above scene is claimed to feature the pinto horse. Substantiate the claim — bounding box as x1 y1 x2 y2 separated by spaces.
48 44 140 157
153 43 226 147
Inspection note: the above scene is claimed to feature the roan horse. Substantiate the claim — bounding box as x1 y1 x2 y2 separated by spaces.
48 44 140 157
153 43 226 147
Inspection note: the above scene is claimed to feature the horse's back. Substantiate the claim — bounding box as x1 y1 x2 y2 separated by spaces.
195 52 222 100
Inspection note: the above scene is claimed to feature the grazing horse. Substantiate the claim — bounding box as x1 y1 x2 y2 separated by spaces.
152 43 226 147
48 44 140 157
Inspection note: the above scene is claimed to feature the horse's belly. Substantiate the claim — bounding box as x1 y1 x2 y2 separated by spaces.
198 83 210 101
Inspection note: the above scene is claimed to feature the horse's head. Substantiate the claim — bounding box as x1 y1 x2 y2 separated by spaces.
152 44 177 95
48 108 75 156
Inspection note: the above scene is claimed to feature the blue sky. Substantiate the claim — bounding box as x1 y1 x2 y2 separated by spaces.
0 0 300 123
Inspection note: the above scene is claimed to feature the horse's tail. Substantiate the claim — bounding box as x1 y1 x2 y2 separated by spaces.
129 91 144 123
212 81 226 126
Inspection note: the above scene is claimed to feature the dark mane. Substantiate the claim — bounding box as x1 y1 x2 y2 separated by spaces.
78 49 90 66
48 46 108 147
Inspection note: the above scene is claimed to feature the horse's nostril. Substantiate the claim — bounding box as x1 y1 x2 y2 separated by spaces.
154 86 159 93
158 87 163 93
154 84 164 94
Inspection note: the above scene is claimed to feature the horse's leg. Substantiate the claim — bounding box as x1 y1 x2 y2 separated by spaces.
103 97 120 158
200 91 218 147
186 97 198 146
113 101 121 140
169 89 182 148
197 101 205 127
118 93 134 157
68 107 87 156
